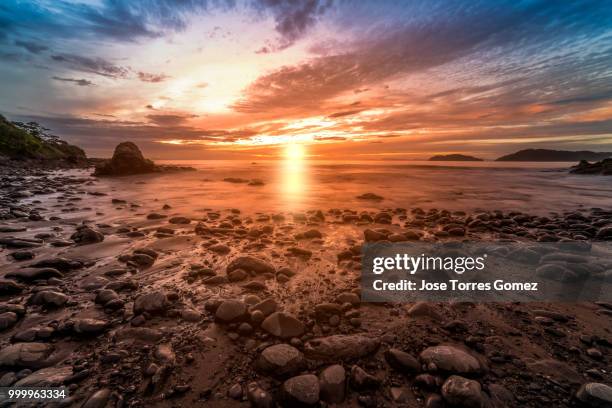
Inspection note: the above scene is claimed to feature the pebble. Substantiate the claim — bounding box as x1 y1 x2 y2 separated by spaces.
441 375 483 408
319 364 346 403
282 374 320 407
256 344 306 378
261 312 305 338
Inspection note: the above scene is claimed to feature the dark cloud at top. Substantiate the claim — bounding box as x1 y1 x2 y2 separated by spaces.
254 0 333 51
234 0 612 113
51 53 129 78
14 39 48 54
52 76 94 86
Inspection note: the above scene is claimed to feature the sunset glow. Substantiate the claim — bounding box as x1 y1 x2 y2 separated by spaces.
0 1 611 159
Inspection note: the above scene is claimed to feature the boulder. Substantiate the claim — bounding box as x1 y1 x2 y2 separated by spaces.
133 291 168 315
419 345 483 375
576 383 612 407
441 375 483 408
282 374 320 407
385 348 420 374
71 225 104 245
256 344 306 378
14 366 73 387
227 256 275 275
215 300 247 323
319 364 346 403
28 290 68 308
94 142 157 176
261 312 305 338
304 335 380 361
0 343 56 368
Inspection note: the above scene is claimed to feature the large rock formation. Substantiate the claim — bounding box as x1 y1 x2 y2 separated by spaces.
93 142 194 176
93 142 157 176
570 159 612 175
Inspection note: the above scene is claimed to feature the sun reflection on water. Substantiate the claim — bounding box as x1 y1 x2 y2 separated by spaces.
280 143 308 209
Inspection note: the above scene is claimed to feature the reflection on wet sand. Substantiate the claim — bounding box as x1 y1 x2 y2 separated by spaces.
279 144 309 210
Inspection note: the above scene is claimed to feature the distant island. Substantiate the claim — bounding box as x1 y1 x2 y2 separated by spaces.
429 154 483 161
496 149 612 162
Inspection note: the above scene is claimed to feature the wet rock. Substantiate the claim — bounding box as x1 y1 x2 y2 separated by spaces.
407 302 443 320
10 250 35 261
250 298 278 317
28 290 68 308
319 364 346 404
215 300 247 323
261 312 305 339
169 216 191 224
0 343 55 368
133 291 168 315
115 327 163 342
210 243 231 254
390 386 412 403
130 253 155 267
304 334 380 361
419 345 483 375
72 318 108 335
227 256 275 275
256 344 306 378
71 225 104 245
0 312 18 331
247 382 275 408
350 365 380 389
0 237 42 249
155 343 176 365
14 366 72 387
81 388 111 408
147 212 167 220
228 383 243 400
596 226 612 240
282 374 320 407
364 229 387 242
0 372 16 386
576 382 612 407
441 375 483 408
181 308 201 322
228 269 248 282
0 279 24 295
94 142 157 176
6 267 63 281
95 289 119 305
385 348 420 374
30 257 83 271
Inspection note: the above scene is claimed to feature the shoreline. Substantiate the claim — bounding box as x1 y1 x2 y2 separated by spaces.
0 165 610 407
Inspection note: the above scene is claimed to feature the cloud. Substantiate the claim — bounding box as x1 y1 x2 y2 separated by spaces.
14 39 48 54
234 0 612 114
254 0 333 51
146 113 197 126
137 71 170 82
51 53 129 78
52 76 94 86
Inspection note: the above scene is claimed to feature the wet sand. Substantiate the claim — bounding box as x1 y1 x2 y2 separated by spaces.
0 164 611 407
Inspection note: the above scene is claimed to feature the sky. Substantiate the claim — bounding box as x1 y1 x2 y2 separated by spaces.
1 0 611 159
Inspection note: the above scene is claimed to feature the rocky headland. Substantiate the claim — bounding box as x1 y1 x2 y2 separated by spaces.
93 142 195 177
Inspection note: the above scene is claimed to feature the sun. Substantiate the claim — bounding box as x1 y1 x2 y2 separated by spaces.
284 143 305 160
